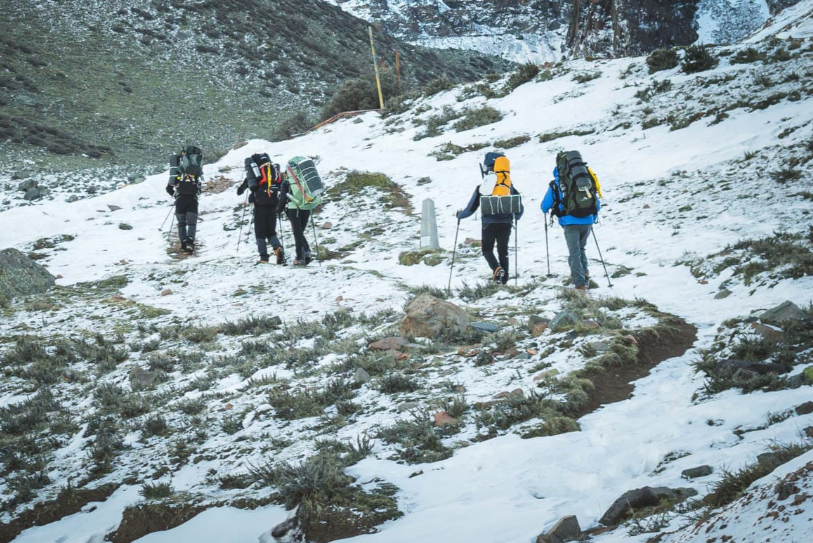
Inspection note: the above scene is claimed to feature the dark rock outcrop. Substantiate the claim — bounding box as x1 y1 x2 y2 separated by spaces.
0 248 55 300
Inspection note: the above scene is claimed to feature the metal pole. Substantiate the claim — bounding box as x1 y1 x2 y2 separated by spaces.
514 216 518 286
309 211 322 268
592 227 613 288
236 193 248 254
278 213 287 263
544 213 551 277
369 26 385 110
159 204 174 231
447 218 460 293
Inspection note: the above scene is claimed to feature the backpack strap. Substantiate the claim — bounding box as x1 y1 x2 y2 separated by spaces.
286 164 314 207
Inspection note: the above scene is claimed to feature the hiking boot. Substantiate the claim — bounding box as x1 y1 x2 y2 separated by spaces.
180 239 188 252
274 247 285 265
185 238 195 254
575 285 587 292
259 258 269 264
493 267 505 283
304 254 312 266
292 259 305 266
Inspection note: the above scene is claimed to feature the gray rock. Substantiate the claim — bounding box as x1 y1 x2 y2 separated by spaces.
599 486 697 526
549 310 579 332
397 401 420 413
587 341 611 353
11 170 31 180
470 322 499 333
270 515 298 538
716 359 790 378
732 368 760 384
0 248 55 300
528 315 548 328
107 204 122 212
17 179 37 191
760 301 808 326
400 294 468 338
353 367 371 384
536 515 581 543
515 352 531 360
757 452 781 469
681 465 713 479
128 366 158 389
714 289 732 299
23 187 44 201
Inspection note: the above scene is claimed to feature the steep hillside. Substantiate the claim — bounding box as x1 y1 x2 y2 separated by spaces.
1 4 813 543
0 0 508 174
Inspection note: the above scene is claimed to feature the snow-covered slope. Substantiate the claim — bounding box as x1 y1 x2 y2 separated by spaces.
1 5 813 543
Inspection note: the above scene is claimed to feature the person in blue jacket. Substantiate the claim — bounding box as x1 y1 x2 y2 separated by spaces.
541 166 601 290
456 154 524 284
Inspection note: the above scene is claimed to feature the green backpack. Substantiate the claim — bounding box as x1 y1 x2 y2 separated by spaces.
556 150 598 218
285 156 324 211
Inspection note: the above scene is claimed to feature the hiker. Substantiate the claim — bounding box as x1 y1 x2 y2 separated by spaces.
166 145 204 254
456 152 523 284
276 156 324 266
541 151 602 291
237 153 285 264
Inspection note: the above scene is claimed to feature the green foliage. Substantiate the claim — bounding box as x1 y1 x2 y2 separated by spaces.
422 77 454 96
141 415 169 438
493 135 531 149
452 106 503 132
328 171 411 211
140 481 174 500
221 315 282 336
377 411 453 464
538 127 595 143
377 373 420 394
572 71 601 83
272 112 315 141
682 45 719 74
321 71 399 120
398 249 444 266
268 380 356 420
646 48 679 73
731 47 765 64
502 63 539 94
634 79 672 102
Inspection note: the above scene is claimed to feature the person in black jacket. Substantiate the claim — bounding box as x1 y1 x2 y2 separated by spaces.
237 154 285 264
166 147 203 255
456 153 523 284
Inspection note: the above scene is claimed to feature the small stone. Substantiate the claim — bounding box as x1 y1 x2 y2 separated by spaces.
714 289 732 299
463 238 481 247
336 295 343 302
507 317 518 326
397 401 420 413
795 401 813 416
776 480 800 501
470 322 499 333
549 310 579 331
224 403 233 411
533 369 560 381
532 322 549 337
681 465 713 479
457 345 480 357
128 366 157 388
642 204 650 209
23 187 43 201
587 341 611 353
804 427 813 439
582 320 600 329
698 280 709 285
526 348 538 355
516 352 531 360
17 179 38 191
321 222 333 229
107 204 122 211
433 411 458 427
623 334 638 345
757 452 781 468
353 367 371 384
536 515 581 543
369 336 409 351
493 388 524 400
161 289 173 296
271 516 298 538
56 274 63 279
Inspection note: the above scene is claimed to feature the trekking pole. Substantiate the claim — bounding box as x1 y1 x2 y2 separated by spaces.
159 204 174 231
310 212 322 268
591 228 613 288
236 193 248 254
514 216 518 286
277 213 286 257
544 213 551 277
447 218 460 293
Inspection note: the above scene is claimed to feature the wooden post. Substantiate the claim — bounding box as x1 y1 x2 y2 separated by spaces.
395 50 401 91
368 26 385 110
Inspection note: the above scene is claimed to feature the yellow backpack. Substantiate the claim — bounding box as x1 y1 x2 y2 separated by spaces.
492 156 512 196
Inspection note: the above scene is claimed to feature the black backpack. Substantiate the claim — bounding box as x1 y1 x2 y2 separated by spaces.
554 151 598 218
178 145 204 178
245 153 281 192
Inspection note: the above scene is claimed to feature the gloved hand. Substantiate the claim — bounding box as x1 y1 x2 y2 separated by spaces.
237 184 246 196
165 186 174 197
455 209 461 219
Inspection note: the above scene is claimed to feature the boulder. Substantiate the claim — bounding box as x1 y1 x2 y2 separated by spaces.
533 369 560 381
23 187 45 201
599 486 697 526
681 465 713 479
397 401 420 413
270 515 298 539
107 204 122 212
795 401 813 416
18 179 38 191
549 310 578 332
587 341 611 353
353 367 371 384
714 289 732 299
751 322 784 341
128 366 158 389
0 248 55 300
716 359 790 377
760 301 808 326
369 336 409 351
400 294 468 338
536 515 581 543
433 411 458 427
757 452 781 469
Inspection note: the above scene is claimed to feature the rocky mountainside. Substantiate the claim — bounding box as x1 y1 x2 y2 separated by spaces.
326 0 806 59
0 0 507 174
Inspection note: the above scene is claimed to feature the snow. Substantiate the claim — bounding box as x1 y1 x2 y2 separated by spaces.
2 4 813 542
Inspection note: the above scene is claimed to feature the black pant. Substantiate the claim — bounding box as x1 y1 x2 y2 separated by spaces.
286 208 311 260
175 195 198 243
254 205 280 259
482 223 511 282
